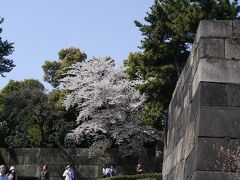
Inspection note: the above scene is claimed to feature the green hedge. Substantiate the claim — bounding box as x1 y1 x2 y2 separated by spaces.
101 173 162 180
18 177 38 180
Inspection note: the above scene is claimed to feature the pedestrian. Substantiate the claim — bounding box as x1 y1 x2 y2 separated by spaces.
8 166 17 180
38 165 49 180
63 165 74 180
136 163 143 174
0 165 8 180
104 166 110 177
102 165 106 178
109 166 116 177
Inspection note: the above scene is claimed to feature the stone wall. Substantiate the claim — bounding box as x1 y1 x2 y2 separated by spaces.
0 148 160 180
163 20 240 180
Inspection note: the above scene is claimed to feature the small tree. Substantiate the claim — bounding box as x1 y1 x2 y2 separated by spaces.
62 58 160 156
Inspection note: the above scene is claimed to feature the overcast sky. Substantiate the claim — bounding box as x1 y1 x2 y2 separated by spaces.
0 0 153 90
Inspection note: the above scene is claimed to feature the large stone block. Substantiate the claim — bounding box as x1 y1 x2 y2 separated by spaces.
196 20 232 40
46 164 65 177
189 87 200 123
184 90 190 110
203 58 228 80
174 159 185 180
225 83 240 106
78 165 99 178
0 149 10 160
37 156 95 165
192 63 201 98
233 21 240 37
182 121 197 159
9 148 40 156
197 138 240 172
166 165 176 180
39 148 64 156
179 107 190 138
176 138 184 165
23 156 38 164
178 118 186 144
198 39 225 59
180 80 190 109
192 58 240 97
16 164 39 177
184 149 197 180
199 107 240 138
191 171 236 180
225 39 240 60
167 127 175 155
191 45 200 79
173 123 182 148
181 55 192 85
200 82 228 106
162 154 171 177
198 58 229 83
170 144 177 170
74 148 91 157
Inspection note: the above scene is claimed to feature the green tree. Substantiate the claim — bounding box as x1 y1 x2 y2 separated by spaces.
124 0 240 129
42 48 87 87
0 17 14 77
42 48 83 146
0 79 50 147
46 89 77 147
0 79 77 148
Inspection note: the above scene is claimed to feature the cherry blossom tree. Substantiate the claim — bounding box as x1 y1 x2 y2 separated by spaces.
62 57 160 156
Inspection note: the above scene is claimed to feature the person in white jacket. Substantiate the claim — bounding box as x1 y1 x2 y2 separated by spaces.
8 166 17 180
63 165 74 180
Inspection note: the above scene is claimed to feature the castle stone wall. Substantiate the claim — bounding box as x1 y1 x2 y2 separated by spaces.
163 20 240 180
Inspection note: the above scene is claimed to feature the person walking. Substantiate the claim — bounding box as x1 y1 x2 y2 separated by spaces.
8 166 17 180
104 166 110 177
136 163 143 174
63 165 74 180
38 165 49 180
109 166 116 177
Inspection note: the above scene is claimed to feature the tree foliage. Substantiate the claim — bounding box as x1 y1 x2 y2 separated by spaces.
0 79 47 147
46 89 77 147
124 0 240 129
42 48 87 87
0 17 14 77
62 58 160 156
0 79 76 147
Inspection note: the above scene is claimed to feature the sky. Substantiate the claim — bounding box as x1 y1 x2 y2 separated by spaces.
0 0 154 90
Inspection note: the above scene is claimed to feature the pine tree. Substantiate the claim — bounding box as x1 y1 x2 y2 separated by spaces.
0 17 14 77
42 48 87 87
124 0 240 129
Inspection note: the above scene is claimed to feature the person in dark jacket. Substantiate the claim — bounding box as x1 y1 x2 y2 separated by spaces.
0 165 8 180
39 165 49 180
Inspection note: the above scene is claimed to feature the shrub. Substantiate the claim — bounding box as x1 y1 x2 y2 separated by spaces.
101 173 162 180
18 177 38 180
